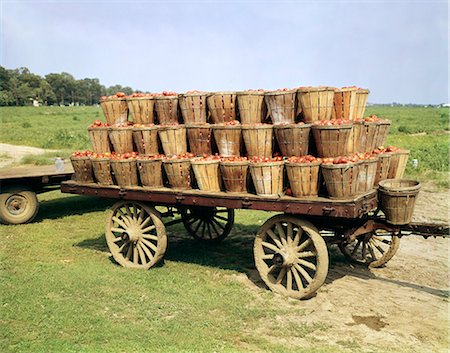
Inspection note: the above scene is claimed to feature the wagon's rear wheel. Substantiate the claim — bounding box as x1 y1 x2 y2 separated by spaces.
254 215 329 299
180 206 234 243
0 186 39 225
105 201 167 269
338 230 400 268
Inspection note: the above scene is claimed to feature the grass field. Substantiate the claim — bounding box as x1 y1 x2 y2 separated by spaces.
0 105 449 352
1 105 449 187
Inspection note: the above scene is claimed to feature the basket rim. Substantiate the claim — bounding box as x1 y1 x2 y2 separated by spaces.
382 149 410 156
110 159 137 163
212 124 242 130
236 90 266 96
207 91 237 96
162 158 191 164
137 157 163 162
378 179 421 192
90 157 111 161
158 124 186 130
88 126 111 131
311 124 353 130
109 126 134 130
285 161 321 167
356 89 370 94
132 125 159 130
126 96 154 101
249 161 285 166
334 87 359 92
153 95 179 100
360 158 379 164
179 92 211 98
185 123 212 128
297 86 336 93
241 124 273 130
321 161 363 169
70 156 92 160
264 89 297 96
220 160 249 166
379 120 391 125
100 97 127 102
273 123 312 129
190 157 220 165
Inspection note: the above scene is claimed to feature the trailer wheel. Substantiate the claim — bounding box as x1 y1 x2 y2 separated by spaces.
254 215 329 299
105 201 167 269
338 231 400 268
180 206 234 243
0 186 39 225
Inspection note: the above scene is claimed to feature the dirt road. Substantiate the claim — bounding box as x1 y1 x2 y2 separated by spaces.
0 143 56 168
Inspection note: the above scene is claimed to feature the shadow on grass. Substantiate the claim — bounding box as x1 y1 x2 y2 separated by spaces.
34 195 115 222
74 222 449 299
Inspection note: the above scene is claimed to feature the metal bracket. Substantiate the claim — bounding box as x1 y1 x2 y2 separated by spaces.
242 198 252 208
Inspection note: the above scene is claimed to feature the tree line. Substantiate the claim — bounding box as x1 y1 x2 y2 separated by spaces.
0 66 138 106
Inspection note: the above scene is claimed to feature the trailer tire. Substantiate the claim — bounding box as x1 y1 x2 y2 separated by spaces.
0 186 39 225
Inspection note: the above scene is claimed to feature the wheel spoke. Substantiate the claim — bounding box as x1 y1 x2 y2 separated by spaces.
212 218 225 230
275 223 287 246
293 228 301 246
262 241 280 253
215 215 228 222
136 243 147 265
112 216 128 230
209 221 220 237
125 204 134 220
261 253 274 260
116 209 131 226
286 222 293 245
200 222 207 239
296 238 311 252
113 236 122 243
137 208 146 225
141 224 156 234
118 242 128 253
215 209 229 214
133 204 139 220
206 223 213 239
297 259 316 271
372 242 386 255
266 229 283 249
193 220 203 234
141 238 158 253
142 233 158 241
111 227 126 234
291 266 304 289
133 244 139 264
298 251 316 258
294 264 312 284
140 215 152 229
351 239 362 256
125 243 133 260
367 244 377 262
361 241 368 259
275 267 287 284
140 240 155 261
286 269 293 291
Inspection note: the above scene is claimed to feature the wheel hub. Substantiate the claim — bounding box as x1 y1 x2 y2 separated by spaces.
6 195 27 215
272 247 297 267
121 224 141 243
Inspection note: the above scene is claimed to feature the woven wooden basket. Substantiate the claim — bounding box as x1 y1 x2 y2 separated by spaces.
109 127 134 154
207 92 237 124
186 124 212 156
387 150 410 179
101 98 129 126
264 90 297 125
357 159 378 193
374 153 392 185
285 161 320 197
191 158 221 192
91 157 114 185
137 158 163 188
249 161 284 197
163 159 191 189
88 126 111 154
179 92 209 124
375 120 391 147
158 125 187 156
312 124 352 157
212 124 242 157
347 121 365 154
236 91 266 124
378 179 421 225
70 156 94 184
241 124 273 158
154 96 180 125
127 97 155 124
353 89 370 120
220 160 249 193
110 159 139 187
363 122 379 153
332 87 358 120
297 87 335 123
321 162 361 199
132 126 159 155
274 123 311 157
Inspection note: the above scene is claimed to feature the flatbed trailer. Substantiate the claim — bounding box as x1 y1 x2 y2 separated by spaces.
0 164 74 224
61 181 448 299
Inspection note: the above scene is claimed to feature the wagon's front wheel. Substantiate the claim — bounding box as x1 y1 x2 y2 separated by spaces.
180 206 234 243
105 201 167 269
254 215 329 299
338 231 400 268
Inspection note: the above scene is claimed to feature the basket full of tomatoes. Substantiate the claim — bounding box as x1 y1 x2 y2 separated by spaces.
126 93 156 125
321 155 361 199
249 156 284 197
285 155 322 198
110 152 139 188
70 151 95 184
100 92 129 126
219 156 249 193
88 120 111 154
312 119 353 158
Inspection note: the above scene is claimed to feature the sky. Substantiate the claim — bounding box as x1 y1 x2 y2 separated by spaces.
1 0 448 104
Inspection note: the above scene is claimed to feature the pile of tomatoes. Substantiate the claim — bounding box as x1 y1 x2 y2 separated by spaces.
164 153 195 160
287 155 322 164
110 152 139 160
71 151 93 158
137 154 164 160
313 119 352 126
249 156 284 163
220 156 248 162
89 120 109 128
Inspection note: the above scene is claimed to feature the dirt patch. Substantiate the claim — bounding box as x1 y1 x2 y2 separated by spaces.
0 143 56 168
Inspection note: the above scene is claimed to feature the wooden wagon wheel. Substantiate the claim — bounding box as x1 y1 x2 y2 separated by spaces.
105 201 167 269
254 214 329 299
180 206 234 243
338 230 400 268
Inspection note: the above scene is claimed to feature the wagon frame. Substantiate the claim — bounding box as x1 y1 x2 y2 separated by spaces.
61 181 449 299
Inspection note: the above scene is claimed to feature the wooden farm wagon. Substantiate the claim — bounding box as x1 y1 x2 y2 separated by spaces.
61 182 448 299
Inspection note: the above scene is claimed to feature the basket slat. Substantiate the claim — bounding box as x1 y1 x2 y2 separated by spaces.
109 127 134 154
179 93 209 124
353 90 370 120
274 124 310 157
100 99 129 126
158 126 187 156
91 158 113 185
70 157 94 184
88 127 111 154
163 159 191 189
110 159 139 187
286 162 320 197
207 92 237 123
186 125 212 156
241 125 273 158
212 125 242 157
137 159 163 188
127 97 155 124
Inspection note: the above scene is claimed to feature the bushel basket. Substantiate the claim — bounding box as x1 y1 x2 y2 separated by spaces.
321 162 361 199
357 159 378 193
285 161 320 198
132 126 159 155
312 124 352 158
70 156 94 184
154 96 180 125
191 158 221 192
249 161 284 197
207 92 237 123
137 158 163 188
88 127 111 154
264 90 297 125
101 98 129 126
220 160 249 193
91 158 114 185
241 124 273 158
274 123 310 157
297 87 334 123
378 179 421 225
186 124 212 156
163 159 192 189
110 159 139 188
109 127 134 154
179 92 209 124
127 97 155 124
212 124 242 157
332 87 357 120
158 125 187 156
236 91 266 124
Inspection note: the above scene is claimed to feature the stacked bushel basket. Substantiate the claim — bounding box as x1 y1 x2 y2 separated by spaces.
70 86 420 225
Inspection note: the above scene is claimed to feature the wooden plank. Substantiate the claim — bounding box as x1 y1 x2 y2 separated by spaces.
0 164 74 180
